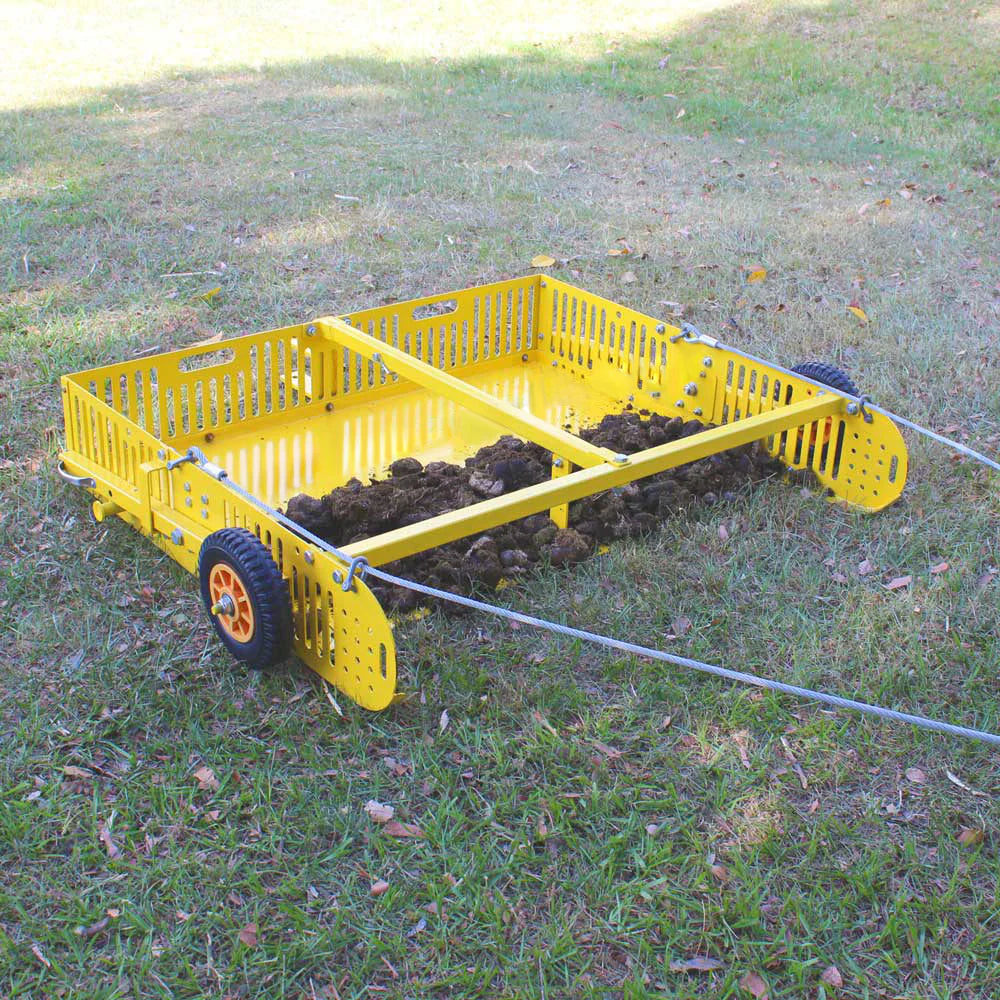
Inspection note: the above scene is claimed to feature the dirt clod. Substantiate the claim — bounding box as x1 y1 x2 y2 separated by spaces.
284 410 783 609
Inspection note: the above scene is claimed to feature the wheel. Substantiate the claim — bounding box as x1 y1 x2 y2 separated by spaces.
198 528 293 668
790 361 859 397
789 361 859 469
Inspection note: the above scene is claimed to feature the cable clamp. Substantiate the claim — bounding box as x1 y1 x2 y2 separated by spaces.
341 556 370 592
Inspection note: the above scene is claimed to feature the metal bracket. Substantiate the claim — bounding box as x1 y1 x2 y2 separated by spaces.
341 556 370 592
371 353 395 380
166 446 228 481
858 395 875 424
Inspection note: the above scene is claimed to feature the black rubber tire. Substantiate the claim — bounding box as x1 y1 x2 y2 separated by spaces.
198 528 293 669
791 361 859 396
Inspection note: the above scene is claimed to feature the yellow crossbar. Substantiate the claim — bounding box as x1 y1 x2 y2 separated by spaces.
314 317 620 469
343 393 843 566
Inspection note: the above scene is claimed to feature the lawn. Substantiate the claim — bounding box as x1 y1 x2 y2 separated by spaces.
1 0 999 997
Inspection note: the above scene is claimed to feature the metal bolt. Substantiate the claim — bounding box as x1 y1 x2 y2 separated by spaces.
521 353 529 362
656 324 666 333
184 497 192 507
552 458 564 468
702 356 713 367
650 391 661 399
170 528 184 545
675 400 685 409
552 360 558 367
200 495 209 504
184 482 191 492
613 453 628 464
304 550 315 564
846 401 860 415
325 402 335 412
332 571 343 584
306 324 316 336
540 281 547 288
201 510 209 518
684 382 698 396
158 449 167 461
693 407 703 416
211 594 236 617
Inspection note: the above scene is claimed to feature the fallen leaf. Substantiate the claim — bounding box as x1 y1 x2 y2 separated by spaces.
370 879 390 896
884 575 912 591
675 107 686 120
672 616 692 637
383 820 426 839
591 741 623 760
746 267 767 284
75 916 109 939
406 916 427 938
898 188 913 200
97 820 121 859
63 765 94 780
365 800 395 824
930 561 949 575
669 956 724 973
905 767 927 784
957 826 984 847
710 863 729 883
193 766 219 791
620 270 638 284
31 944 51 968
946 770 987 797
740 971 769 998
846 304 869 324
238 923 258 947
718 523 730 542
530 254 555 268
607 246 631 256
831 571 849 585
820 965 843 988
439 709 450 733
857 559 874 576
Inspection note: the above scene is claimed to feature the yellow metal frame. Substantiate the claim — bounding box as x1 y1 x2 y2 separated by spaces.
59 275 909 710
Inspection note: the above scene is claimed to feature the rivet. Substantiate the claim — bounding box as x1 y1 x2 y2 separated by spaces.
326 402 335 412
552 458 564 468
846 401 860 415
200 495 209 504
306 325 316 335
650 391 661 398
540 281 547 288
656 324 666 333
184 482 191 492
699 370 707 378
684 382 698 396
702 357 713 367
693 407 703 416
332 571 343 584
204 431 214 443
184 497 192 507
675 400 685 409
201 509 209 518
304 551 315 564
613 453 628 464
521 353 529 362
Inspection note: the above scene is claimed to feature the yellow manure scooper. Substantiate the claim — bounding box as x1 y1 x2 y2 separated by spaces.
58 276 907 710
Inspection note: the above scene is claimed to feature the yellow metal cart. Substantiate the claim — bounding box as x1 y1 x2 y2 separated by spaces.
58 276 908 709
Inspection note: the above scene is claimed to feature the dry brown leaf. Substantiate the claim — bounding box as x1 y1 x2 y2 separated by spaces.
63 765 94 780
957 826 984 847
946 770 987 797
439 709 450 733
97 820 121 859
846 304 869 324
740 971 769 998
238 923 258 947
857 559 874 576
746 267 767 284
930 561 949 575
383 820 426 839
370 879 390 896
710 863 729 883
718 523 730 542
899 188 913 200
365 800 395 824
669 956 724 973
672 616 692 637
831 571 849 585
905 767 927 784
884 575 912 591
530 254 555 268
75 916 110 939
607 247 631 256
592 741 623 760
193 766 219 791
31 944 51 968
620 270 638 284
820 965 844 988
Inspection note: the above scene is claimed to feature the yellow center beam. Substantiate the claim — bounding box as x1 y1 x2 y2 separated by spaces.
343 393 843 566
314 317 620 470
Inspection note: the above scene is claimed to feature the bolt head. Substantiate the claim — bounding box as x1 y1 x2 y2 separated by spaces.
656 324 666 333
306 324 316 336
552 458 564 468
846 401 860 415
675 400 685 408
684 382 699 396
702 356 713 367
613 453 628 464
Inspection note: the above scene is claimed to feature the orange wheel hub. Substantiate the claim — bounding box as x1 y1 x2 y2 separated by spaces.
208 563 255 642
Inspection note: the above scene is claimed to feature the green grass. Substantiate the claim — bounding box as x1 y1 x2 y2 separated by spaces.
1 0 999 996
